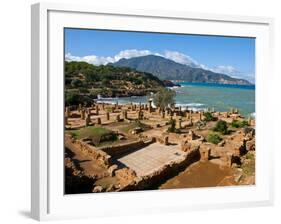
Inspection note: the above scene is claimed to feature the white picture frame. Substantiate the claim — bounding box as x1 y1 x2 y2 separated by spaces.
31 2 274 221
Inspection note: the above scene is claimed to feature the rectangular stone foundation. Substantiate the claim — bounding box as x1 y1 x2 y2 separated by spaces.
118 146 200 191
117 143 186 176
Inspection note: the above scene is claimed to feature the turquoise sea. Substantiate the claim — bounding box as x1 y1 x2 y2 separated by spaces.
97 82 255 117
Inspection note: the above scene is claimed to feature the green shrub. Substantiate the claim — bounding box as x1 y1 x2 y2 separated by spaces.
167 119 180 133
101 78 110 86
78 87 89 94
65 92 81 106
213 120 228 134
71 79 83 88
167 119 176 132
69 127 117 146
65 91 93 106
203 112 217 122
231 120 248 128
207 133 222 145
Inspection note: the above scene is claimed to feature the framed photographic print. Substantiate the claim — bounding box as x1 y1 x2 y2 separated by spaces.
31 2 274 221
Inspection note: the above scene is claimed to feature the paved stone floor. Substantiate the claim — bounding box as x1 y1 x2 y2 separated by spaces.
117 143 186 177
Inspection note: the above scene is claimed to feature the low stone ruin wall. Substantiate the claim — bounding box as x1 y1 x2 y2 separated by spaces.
65 134 156 169
118 147 200 191
65 134 112 168
99 138 155 158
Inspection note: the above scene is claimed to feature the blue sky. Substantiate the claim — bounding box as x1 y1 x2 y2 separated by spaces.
65 28 255 83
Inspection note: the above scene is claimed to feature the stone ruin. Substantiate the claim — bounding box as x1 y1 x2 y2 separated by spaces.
115 168 137 186
97 117 101 125
85 114 91 126
176 117 182 129
80 109 85 120
64 100 256 192
65 106 71 117
106 111 110 121
200 147 211 161
180 139 192 152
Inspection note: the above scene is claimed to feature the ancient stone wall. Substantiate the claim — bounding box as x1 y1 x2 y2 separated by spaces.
99 138 154 158
118 146 200 191
65 135 112 168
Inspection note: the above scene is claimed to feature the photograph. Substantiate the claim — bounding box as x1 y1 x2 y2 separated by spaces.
64 28 256 194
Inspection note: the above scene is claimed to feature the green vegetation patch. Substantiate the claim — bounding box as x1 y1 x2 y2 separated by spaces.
68 126 112 139
213 120 228 135
65 61 164 89
68 126 117 146
207 132 222 145
167 119 180 133
65 91 93 106
153 88 176 110
231 120 248 128
203 112 217 122
119 120 151 133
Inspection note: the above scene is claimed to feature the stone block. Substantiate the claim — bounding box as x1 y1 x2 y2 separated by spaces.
200 148 211 161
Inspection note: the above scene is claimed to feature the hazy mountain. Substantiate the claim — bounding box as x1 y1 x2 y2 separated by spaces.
112 55 252 85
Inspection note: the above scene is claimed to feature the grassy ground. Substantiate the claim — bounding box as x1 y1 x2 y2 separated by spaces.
67 126 113 139
117 120 151 134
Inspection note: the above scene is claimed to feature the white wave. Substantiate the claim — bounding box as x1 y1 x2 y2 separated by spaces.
175 90 184 94
167 86 181 90
190 107 207 112
175 103 204 108
96 100 118 105
186 103 205 107
179 83 193 87
97 95 119 100
174 103 206 112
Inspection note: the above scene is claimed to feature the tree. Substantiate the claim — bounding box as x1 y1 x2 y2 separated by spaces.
167 119 176 133
231 120 248 128
207 132 222 144
78 87 89 94
203 112 217 122
101 77 110 86
153 88 176 110
167 119 180 133
65 92 81 106
213 120 228 134
65 92 92 106
71 79 83 88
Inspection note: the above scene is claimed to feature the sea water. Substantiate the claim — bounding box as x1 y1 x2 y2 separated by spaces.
96 82 255 117
175 82 255 117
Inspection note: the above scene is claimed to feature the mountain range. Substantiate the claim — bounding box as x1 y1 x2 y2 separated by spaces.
112 55 252 85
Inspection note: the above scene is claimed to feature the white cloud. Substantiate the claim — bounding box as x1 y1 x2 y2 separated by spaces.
210 65 255 83
113 49 153 61
65 49 154 65
211 65 237 75
66 49 204 68
65 53 115 65
163 50 201 68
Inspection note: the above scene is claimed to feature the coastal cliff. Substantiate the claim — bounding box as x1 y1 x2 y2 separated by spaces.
65 61 165 105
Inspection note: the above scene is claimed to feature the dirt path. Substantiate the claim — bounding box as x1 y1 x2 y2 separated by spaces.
65 139 108 178
159 161 235 189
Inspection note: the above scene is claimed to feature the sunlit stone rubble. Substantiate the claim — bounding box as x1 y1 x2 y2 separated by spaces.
64 101 255 193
